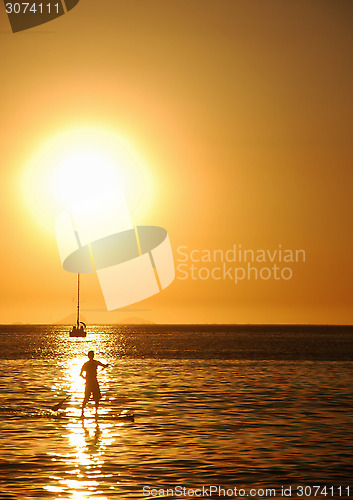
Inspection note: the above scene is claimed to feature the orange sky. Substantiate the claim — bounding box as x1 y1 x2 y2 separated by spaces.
0 0 352 324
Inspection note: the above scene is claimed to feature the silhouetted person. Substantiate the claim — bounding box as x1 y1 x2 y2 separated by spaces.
80 350 108 417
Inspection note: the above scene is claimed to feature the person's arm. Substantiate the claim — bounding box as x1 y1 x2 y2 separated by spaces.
80 365 86 379
98 361 109 369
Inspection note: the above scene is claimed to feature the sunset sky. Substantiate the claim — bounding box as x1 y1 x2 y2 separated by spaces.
0 0 352 324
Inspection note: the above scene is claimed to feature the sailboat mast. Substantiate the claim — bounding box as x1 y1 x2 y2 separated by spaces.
77 273 80 327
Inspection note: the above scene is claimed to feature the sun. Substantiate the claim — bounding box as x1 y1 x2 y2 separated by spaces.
49 143 120 206
22 126 152 232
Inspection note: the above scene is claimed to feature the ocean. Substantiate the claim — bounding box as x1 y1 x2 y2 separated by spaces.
0 325 352 500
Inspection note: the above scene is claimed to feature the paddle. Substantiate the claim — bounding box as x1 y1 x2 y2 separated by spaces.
51 396 70 412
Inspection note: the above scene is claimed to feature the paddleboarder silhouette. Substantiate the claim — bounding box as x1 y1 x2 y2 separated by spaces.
80 350 109 417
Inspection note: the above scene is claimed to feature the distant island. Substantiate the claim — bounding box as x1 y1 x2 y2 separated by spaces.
53 314 155 325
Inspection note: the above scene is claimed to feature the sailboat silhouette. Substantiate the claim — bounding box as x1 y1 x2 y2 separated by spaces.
70 273 86 338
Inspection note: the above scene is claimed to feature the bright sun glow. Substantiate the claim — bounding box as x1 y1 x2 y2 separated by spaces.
50 146 120 206
22 127 152 232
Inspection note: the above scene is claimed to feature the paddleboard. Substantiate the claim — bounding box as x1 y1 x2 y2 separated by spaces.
58 414 134 422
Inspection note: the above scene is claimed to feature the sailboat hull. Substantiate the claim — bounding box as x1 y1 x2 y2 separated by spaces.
70 326 86 338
